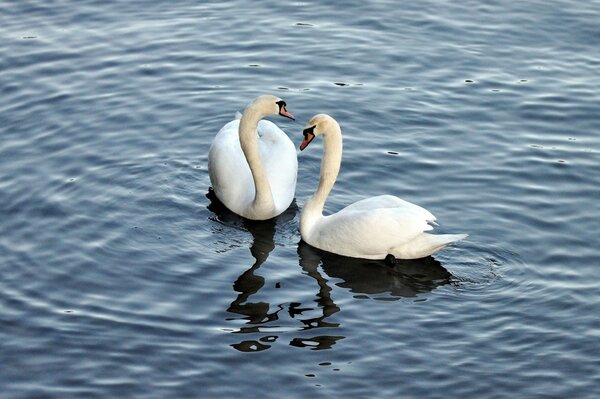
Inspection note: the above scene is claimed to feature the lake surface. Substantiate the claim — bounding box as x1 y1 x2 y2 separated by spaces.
1 0 599 397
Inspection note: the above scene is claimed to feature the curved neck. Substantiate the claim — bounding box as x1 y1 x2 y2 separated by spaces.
300 123 343 237
239 105 275 216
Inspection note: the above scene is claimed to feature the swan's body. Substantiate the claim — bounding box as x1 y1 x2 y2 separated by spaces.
208 95 297 220
299 114 467 260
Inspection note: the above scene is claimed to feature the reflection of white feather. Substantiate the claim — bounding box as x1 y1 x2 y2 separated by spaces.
300 114 467 260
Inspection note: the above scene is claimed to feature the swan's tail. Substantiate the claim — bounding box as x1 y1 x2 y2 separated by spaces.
425 233 468 255
425 233 469 248
435 233 468 245
392 233 468 259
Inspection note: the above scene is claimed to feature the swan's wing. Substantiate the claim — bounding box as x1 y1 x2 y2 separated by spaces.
312 206 433 258
342 195 437 223
208 120 254 212
257 120 298 213
256 119 288 140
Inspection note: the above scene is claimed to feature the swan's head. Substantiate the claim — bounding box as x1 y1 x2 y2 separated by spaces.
300 114 338 151
250 95 295 120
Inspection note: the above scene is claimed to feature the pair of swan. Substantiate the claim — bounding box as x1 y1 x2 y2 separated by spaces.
208 95 466 260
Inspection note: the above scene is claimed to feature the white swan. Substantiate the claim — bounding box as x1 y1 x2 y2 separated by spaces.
299 114 467 260
208 95 297 220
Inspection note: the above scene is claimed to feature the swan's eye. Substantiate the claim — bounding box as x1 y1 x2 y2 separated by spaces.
275 100 287 114
303 125 316 136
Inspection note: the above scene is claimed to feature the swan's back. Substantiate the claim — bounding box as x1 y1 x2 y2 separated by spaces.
306 196 466 260
342 195 436 222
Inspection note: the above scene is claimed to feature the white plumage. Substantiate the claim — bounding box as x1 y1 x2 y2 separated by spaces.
208 95 297 220
299 114 467 260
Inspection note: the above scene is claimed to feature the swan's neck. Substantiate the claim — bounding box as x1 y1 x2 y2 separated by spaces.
239 105 275 217
300 124 342 238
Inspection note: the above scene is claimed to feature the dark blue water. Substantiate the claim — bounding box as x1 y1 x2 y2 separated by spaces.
2 1 599 397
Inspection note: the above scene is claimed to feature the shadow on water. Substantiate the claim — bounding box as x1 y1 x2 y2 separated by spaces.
207 189 453 352
297 241 453 301
224 214 286 352
207 189 305 352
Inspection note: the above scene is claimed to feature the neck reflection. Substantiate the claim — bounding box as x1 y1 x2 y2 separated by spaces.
227 217 280 330
207 189 294 351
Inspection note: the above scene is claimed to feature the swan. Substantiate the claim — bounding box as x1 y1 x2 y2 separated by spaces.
299 114 467 260
208 95 297 220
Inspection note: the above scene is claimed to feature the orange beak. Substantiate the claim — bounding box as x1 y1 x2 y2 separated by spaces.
278 105 295 120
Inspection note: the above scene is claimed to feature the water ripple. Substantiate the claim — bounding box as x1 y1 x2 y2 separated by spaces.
2 0 600 397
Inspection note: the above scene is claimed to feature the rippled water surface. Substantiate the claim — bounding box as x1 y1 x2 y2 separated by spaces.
2 1 600 397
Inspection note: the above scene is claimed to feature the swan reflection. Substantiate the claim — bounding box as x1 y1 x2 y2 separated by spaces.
298 241 452 300
207 190 453 352
219 213 345 352
208 189 291 332
226 217 281 331
208 189 295 351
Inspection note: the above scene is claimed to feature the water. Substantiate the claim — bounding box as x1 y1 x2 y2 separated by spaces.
1 0 599 397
